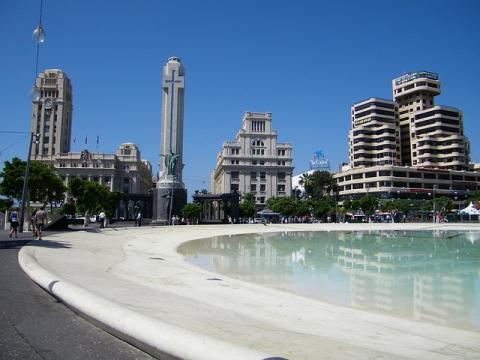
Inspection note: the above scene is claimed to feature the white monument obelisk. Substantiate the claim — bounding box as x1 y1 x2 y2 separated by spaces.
153 57 187 224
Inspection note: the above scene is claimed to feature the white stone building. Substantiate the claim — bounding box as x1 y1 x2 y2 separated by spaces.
30 69 152 195
212 112 293 208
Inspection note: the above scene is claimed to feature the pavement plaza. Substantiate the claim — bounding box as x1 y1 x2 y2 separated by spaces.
18 223 480 360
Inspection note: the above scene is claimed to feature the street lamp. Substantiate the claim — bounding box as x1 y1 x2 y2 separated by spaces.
19 133 39 232
31 0 46 101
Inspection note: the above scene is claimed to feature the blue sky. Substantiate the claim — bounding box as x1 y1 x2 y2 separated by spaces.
1 0 479 195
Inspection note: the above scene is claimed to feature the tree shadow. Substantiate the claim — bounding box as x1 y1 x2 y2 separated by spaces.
26 239 72 249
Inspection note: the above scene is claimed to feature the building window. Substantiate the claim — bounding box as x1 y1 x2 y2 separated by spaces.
230 184 239 192
104 176 111 183
231 171 239 179
251 171 257 179
260 197 265 204
250 184 256 191
277 184 285 192
260 172 266 180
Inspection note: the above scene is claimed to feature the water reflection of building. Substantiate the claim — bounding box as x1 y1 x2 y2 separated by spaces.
202 234 295 285
181 231 480 330
414 274 475 328
336 233 478 329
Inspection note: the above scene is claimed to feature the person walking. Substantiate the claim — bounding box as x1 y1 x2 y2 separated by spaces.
35 206 48 241
9 208 19 238
136 211 142 227
98 210 106 229
83 210 90 228
31 209 38 237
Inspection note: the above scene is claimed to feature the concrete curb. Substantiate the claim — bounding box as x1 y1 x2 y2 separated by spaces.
18 248 276 360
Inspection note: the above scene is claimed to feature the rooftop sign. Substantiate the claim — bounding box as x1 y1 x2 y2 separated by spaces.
309 150 330 171
394 71 438 86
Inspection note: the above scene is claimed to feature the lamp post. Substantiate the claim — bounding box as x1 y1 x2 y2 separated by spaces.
19 132 39 232
432 185 436 223
31 0 46 101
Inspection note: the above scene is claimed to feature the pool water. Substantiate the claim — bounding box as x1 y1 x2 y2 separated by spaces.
178 230 480 331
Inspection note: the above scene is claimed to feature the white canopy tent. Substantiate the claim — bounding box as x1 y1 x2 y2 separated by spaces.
459 202 480 215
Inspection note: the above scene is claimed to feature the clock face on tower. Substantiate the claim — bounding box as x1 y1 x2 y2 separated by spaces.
44 97 53 109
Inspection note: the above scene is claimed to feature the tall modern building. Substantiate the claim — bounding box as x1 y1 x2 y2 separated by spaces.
349 98 399 168
212 112 293 208
335 71 479 202
392 72 469 170
153 57 187 223
31 69 73 157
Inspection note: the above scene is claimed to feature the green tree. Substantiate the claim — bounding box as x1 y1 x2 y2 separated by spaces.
0 198 13 213
99 191 123 219
0 158 66 209
358 194 378 217
295 200 311 217
59 201 76 216
240 192 256 218
29 161 66 209
0 158 26 200
310 199 332 220
68 177 121 217
435 196 454 213
181 203 201 223
467 190 480 203
299 171 336 200
267 196 297 217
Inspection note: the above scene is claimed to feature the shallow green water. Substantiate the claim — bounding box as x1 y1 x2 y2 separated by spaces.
178 230 480 331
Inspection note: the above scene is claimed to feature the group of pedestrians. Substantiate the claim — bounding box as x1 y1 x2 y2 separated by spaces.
83 210 107 229
8 207 47 240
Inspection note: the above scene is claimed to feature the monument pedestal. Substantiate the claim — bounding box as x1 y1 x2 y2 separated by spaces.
152 177 187 224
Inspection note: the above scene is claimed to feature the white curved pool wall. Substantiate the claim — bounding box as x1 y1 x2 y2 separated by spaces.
19 223 480 359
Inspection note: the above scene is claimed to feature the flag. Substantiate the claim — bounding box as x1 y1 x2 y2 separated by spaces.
85 136 88 145
96 135 99 145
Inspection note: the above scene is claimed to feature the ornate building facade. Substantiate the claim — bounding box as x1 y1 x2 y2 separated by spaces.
212 112 293 208
30 69 152 196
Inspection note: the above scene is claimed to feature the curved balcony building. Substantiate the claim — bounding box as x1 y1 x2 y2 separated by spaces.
349 98 399 168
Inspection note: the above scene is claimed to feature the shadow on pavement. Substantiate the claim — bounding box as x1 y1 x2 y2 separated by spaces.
25 239 72 249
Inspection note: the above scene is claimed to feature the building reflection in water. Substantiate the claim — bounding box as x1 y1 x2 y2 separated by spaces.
178 230 480 331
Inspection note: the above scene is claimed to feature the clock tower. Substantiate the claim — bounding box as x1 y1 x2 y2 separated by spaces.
30 69 73 159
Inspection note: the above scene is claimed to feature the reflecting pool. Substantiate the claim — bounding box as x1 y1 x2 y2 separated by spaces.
178 230 480 331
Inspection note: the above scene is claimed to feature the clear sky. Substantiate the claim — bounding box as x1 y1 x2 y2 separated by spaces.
1 0 479 196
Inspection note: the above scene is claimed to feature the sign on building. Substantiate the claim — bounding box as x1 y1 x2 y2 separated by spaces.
309 150 330 171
